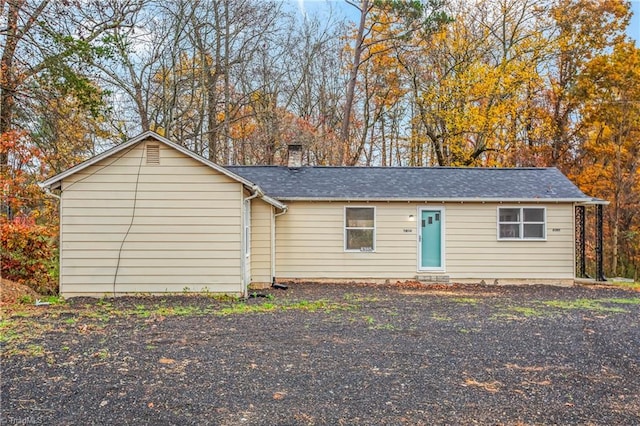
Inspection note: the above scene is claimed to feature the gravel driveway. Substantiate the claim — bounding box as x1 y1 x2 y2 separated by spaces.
2 283 639 425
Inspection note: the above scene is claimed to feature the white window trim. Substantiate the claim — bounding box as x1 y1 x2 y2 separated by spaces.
497 206 547 241
344 206 376 252
417 206 446 272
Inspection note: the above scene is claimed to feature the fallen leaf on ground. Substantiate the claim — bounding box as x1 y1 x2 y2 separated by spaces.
463 378 501 393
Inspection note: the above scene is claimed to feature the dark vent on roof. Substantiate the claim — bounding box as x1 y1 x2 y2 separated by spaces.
146 144 160 164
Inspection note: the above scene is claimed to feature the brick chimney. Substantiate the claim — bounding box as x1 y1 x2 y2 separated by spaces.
287 144 302 168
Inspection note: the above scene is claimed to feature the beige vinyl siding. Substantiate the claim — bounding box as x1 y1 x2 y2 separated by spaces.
275 201 575 281
276 202 417 279
445 203 575 279
59 140 243 296
250 200 273 285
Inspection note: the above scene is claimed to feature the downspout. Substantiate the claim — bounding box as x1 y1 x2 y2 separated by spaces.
272 206 288 287
242 186 262 298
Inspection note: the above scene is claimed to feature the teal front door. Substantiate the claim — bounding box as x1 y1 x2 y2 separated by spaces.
421 210 442 269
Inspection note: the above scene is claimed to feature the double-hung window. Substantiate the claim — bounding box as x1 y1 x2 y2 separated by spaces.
345 207 375 251
498 207 545 240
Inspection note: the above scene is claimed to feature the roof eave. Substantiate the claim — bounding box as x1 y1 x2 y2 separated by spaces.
578 198 610 205
271 197 593 203
260 194 287 210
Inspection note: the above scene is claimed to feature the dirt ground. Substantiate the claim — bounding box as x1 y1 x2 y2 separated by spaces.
0 278 40 305
1 282 639 425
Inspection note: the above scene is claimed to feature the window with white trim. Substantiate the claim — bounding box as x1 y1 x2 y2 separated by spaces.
345 207 375 251
498 207 545 240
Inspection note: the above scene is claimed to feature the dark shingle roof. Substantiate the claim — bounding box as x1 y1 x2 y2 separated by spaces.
225 166 591 201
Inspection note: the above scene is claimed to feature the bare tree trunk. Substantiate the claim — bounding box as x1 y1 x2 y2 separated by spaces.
0 1 19 167
612 124 623 275
223 0 231 164
192 4 224 163
380 114 387 166
130 70 150 132
340 0 369 166
206 87 219 162
1 0 51 166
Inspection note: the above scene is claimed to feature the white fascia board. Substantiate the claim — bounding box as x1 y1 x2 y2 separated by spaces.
261 195 287 210
39 132 148 189
274 197 593 203
577 198 610 205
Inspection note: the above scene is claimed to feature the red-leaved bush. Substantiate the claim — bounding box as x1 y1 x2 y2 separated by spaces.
1 216 58 294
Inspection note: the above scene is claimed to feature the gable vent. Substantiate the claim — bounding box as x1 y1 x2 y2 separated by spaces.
146 144 160 164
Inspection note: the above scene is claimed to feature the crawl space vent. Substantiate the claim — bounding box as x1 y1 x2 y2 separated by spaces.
146 144 160 164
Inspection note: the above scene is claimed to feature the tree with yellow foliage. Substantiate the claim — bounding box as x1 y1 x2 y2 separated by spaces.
341 0 450 165
400 0 547 166
573 41 640 278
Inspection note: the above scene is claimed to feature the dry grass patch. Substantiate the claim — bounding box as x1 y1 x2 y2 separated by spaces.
463 377 502 393
505 363 546 372
398 290 500 297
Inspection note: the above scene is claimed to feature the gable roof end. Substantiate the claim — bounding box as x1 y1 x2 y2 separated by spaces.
39 131 286 210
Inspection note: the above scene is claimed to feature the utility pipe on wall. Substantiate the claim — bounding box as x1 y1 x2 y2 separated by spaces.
241 186 263 298
271 206 288 286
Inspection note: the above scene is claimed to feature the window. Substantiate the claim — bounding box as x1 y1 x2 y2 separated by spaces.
498 207 545 240
345 207 375 251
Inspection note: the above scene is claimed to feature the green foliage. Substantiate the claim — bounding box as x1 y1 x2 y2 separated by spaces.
18 295 34 304
431 313 451 321
598 297 640 305
450 297 480 305
543 299 628 313
38 68 105 118
39 295 65 305
215 299 350 316
507 307 546 317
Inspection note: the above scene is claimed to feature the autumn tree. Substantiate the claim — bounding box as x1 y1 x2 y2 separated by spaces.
573 41 640 278
340 0 450 165
31 85 112 174
0 0 143 165
541 0 630 169
353 6 411 166
0 131 58 293
397 0 549 166
284 13 346 165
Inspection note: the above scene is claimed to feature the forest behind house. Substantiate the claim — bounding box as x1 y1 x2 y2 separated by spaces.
1 0 639 294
